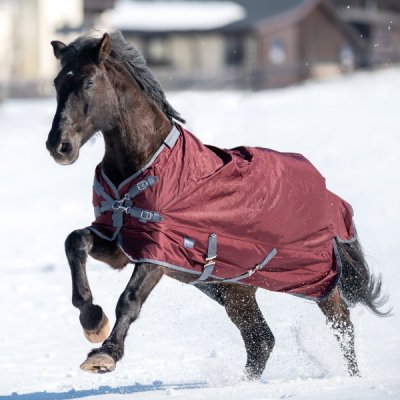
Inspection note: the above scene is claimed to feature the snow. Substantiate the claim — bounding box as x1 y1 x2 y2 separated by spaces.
0 68 400 399
103 0 246 31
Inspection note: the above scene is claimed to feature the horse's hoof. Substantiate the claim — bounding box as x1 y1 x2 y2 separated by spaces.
83 314 110 343
80 353 116 374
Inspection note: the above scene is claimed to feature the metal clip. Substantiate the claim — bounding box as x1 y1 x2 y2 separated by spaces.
112 197 131 214
137 180 149 191
140 210 152 220
204 255 216 269
112 199 123 210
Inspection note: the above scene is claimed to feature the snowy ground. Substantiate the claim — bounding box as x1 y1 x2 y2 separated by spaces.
0 68 399 400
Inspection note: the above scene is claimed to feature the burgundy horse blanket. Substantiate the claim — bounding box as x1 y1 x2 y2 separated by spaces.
89 124 356 300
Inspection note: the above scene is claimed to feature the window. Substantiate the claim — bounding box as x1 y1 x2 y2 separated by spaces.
144 37 171 66
268 39 286 65
225 35 244 66
340 44 355 70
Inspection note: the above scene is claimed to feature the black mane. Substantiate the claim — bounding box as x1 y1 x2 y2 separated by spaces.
60 31 185 124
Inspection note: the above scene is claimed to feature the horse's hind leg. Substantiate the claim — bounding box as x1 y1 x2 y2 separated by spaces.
65 229 129 343
317 287 360 376
221 284 275 380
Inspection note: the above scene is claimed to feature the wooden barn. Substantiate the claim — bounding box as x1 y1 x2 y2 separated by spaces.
102 0 366 89
333 0 400 66
2 0 399 97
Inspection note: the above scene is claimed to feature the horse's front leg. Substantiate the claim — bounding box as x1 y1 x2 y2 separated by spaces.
80 263 164 373
65 229 129 343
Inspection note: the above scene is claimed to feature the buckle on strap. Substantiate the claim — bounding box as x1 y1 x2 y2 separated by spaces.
128 207 163 223
126 175 159 198
206 233 217 260
190 233 217 284
140 210 152 221
94 176 161 226
137 180 149 191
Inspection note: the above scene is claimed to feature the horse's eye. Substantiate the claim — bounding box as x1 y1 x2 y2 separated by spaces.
83 79 94 90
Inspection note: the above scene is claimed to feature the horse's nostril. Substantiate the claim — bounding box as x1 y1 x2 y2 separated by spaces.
59 141 72 155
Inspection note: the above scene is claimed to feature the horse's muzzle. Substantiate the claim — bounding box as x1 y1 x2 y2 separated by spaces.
46 138 79 165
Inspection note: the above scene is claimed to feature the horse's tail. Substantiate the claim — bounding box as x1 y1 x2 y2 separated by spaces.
337 239 392 317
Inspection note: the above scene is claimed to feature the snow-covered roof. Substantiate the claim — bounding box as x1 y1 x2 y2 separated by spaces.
103 0 246 32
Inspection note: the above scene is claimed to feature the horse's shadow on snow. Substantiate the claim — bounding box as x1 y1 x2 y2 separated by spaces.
0 381 207 400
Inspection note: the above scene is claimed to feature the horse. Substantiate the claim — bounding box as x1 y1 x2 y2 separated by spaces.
46 32 389 379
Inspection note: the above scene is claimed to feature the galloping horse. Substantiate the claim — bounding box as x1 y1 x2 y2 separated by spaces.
46 32 389 378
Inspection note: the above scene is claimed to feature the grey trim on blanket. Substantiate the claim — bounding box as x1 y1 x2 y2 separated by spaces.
336 203 358 244
87 226 277 283
87 226 354 301
290 234 357 303
336 224 358 244
291 205 358 302
128 257 204 276
88 198 358 301
87 225 120 241
100 125 180 195
94 176 116 202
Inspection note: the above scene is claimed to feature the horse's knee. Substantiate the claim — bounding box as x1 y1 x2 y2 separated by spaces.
263 328 275 350
249 321 275 354
65 229 93 309
65 229 91 259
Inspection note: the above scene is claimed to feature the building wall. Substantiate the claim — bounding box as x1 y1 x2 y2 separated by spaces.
257 26 299 66
0 2 14 97
254 5 357 89
255 23 304 88
0 0 83 97
37 0 83 81
299 6 351 71
299 7 359 77
169 35 195 73
195 34 225 74
124 32 243 89
369 21 400 65
332 1 400 66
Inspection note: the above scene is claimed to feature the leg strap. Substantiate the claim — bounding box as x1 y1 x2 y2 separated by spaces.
191 247 277 285
190 233 217 284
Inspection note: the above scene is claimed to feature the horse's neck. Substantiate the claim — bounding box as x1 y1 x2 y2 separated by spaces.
101 81 172 185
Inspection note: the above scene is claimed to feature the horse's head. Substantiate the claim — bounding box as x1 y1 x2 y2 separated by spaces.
47 32 185 166
46 33 117 165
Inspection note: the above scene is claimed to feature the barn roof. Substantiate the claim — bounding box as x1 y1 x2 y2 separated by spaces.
105 0 308 34
216 0 306 33
104 0 365 52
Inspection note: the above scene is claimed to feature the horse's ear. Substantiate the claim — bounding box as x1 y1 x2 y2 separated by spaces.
51 40 67 60
95 33 111 64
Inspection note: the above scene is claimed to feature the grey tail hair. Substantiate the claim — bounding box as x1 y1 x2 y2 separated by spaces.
337 239 392 317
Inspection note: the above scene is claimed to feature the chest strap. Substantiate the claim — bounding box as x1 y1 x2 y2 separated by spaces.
94 175 162 226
